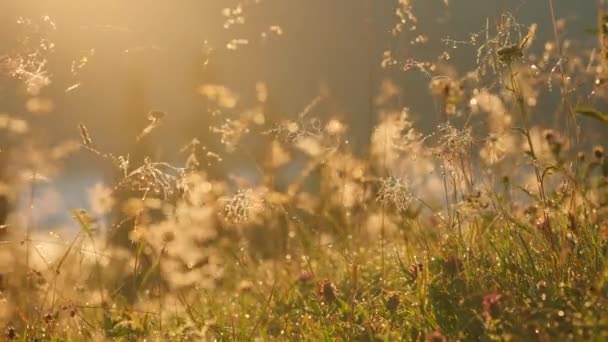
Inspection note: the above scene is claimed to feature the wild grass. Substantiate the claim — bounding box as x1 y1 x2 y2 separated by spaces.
1 1 608 341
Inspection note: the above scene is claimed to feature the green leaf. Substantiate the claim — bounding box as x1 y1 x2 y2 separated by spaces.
574 107 608 123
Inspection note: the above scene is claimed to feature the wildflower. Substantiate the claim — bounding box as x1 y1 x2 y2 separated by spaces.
297 271 314 283
482 292 502 320
385 292 400 313
318 279 338 304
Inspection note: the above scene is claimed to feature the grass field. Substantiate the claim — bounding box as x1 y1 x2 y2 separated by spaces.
1 1 608 340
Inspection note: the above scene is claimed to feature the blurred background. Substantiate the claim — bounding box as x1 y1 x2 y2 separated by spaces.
0 0 599 224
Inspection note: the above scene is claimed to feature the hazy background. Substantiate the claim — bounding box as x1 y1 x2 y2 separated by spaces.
0 0 599 214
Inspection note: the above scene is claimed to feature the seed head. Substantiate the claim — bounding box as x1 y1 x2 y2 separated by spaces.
577 152 585 162
543 129 555 143
6 326 16 341
376 176 413 213
385 292 400 313
318 279 338 304
161 230 175 243
594 146 604 160
78 123 92 146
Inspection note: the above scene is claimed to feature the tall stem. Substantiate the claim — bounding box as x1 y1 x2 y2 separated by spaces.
508 64 553 243
547 0 578 144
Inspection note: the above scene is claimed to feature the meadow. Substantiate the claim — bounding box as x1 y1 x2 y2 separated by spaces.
1 1 608 340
